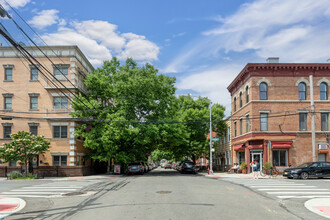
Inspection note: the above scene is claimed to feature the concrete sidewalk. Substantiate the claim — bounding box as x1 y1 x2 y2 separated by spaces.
0 174 123 181
201 171 285 179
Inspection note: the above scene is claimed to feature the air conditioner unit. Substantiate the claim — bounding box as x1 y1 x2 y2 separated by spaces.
318 144 328 150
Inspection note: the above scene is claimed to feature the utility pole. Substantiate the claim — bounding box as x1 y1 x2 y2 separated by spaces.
209 102 213 175
310 75 316 162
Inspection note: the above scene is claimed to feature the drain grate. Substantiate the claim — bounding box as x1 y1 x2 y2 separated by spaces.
156 191 172 194
63 192 86 196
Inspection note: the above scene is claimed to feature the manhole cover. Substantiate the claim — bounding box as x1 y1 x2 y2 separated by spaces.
63 192 86 196
156 191 172 194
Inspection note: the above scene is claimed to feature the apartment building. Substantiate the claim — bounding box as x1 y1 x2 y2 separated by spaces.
0 45 94 171
215 118 231 172
227 58 330 173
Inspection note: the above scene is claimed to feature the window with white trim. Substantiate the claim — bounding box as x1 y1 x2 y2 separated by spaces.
260 113 268 131
53 126 67 138
53 156 67 166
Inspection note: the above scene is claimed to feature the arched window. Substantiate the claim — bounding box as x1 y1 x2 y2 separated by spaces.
246 86 249 103
239 92 242 108
259 82 268 100
320 82 328 100
233 97 237 112
298 82 306 100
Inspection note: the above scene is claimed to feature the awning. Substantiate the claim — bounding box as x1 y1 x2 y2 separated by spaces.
233 144 243 151
247 144 263 149
318 149 329 154
271 142 292 149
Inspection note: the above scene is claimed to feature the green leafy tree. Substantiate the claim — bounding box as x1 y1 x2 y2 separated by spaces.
0 131 50 176
72 58 177 165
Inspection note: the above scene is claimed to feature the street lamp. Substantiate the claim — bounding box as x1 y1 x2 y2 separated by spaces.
209 101 213 175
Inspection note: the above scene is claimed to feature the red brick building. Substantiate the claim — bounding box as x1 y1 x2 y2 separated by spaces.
227 58 330 173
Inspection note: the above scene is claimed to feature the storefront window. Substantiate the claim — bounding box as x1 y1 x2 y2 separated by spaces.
273 149 288 166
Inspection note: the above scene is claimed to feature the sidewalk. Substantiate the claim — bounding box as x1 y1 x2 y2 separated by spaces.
201 171 285 179
305 198 330 219
0 197 25 219
0 174 123 181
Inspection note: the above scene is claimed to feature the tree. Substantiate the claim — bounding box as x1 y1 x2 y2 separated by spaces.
0 131 50 176
72 58 177 165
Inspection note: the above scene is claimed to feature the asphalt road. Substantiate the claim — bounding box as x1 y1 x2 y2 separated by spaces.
6 168 327 220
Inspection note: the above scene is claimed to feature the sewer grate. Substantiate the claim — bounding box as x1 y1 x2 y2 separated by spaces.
62 192 86 196
156 191 172 194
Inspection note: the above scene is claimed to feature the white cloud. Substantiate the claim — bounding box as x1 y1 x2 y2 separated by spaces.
40 20 159 66
28 9 59 29
0 0 30 9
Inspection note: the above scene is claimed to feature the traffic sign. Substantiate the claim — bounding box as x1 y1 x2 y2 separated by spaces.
212 138 219 141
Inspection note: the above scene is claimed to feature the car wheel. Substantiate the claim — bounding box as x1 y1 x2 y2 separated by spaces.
300 172 309 180
287 177 293 179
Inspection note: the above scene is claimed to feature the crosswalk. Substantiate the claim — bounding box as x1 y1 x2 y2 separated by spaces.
0 182 93 198
223 178 330 199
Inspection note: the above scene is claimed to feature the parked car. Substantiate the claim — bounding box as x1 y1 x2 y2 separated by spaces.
127 162 144 175
180 161 196 174
283 162 330 179
164 162 172 169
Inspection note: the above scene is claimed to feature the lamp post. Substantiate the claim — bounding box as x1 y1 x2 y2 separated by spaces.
209 101 213 175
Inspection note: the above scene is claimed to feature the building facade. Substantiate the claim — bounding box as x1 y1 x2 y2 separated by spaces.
227 58 330 173
0 46 94 171
215 118 231 172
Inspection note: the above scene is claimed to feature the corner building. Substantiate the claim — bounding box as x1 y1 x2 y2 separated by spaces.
227 58 330 173
0 46 94 174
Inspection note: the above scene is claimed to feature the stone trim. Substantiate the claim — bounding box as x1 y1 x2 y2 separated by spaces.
28 122 40 126
52 64 70 68
259 110 270 113
2 93 13 97
317 77 330 86
295 77 310 86
50 122 69 126
50 152 69 156
2 123 13 126
28 93 40 97
3 64 14 68
256 77 271 86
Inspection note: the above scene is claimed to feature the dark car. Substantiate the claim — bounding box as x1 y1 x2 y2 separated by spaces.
127 162 144 175
180 161 196 174
283 162 330 179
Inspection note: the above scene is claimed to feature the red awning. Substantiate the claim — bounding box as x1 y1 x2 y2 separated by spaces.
233 144 243 151
318 149 329 154
247 144 263 149
271 142 292 149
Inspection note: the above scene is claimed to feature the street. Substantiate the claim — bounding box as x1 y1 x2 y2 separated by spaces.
3 168 329 220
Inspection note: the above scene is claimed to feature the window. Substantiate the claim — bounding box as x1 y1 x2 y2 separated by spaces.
233 97 236 112
30 68 38 81
4 97 12 110
246 86 249 103
54 68 68 80
240 118 243 135
9 161 17 167
30 97 38 110
246 115 250 132
4 68 12 81
239 92 242 108
53 97 68 109
234 121 237 137
30 126 38 136
227 127 230 142
259 82 268 100
53 156 67 166
298 82 306 100
260 113 268 131
273 150 288 166
318 154 326 162
3 126 11 138
299 113 307 131
53 126 67 138
321 113 329 131
320 82 328 100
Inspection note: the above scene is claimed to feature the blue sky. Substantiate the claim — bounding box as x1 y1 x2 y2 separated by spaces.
1 0 330 116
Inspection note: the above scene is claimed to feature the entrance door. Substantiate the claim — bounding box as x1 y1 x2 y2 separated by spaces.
251 152 263 172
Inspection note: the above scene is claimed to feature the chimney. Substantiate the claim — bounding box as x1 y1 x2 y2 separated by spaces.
266 57 279 63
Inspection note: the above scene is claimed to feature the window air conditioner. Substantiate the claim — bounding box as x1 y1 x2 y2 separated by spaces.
318 144 328 150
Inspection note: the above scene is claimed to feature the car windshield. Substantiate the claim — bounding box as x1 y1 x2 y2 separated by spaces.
295 162 313 168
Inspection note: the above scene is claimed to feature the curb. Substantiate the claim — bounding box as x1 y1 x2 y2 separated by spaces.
305 198 330 219
0 197 26 219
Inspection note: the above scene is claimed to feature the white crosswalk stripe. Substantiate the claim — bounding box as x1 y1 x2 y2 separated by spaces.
222 178 330 199
0 182 89 198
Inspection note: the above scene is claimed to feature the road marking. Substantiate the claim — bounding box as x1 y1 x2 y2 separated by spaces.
23 186 82 189
280 195 330 199
268 192 330 195
258 188 328 191
251 186 315 188
0 195 50 198
1 192 69 195
11 189 77 192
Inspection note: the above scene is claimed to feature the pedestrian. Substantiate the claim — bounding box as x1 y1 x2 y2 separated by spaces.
250 160 259 179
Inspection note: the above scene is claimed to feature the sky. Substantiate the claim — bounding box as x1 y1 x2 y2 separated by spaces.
1 0 330 116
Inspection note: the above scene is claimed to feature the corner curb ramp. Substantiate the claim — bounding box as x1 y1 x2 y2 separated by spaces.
305 198 330 219
0 197 26 219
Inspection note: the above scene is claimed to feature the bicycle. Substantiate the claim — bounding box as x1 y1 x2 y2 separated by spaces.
260 166 279 177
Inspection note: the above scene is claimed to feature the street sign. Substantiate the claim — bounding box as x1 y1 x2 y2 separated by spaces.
212 138 219 141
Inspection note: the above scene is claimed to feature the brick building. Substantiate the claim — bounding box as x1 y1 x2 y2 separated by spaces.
0 46 94 174
227 58 330 173
214 118 231 172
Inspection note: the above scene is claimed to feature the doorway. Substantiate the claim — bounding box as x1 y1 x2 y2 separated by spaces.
250 151 263 172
